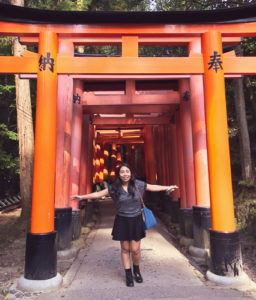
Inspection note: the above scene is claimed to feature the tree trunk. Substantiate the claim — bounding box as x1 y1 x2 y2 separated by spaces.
11 0 34 220
244 75 256 122
233 77 254 184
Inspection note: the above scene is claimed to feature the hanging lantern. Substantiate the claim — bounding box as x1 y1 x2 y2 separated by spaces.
100 157 104 168
103 149 109 160
96 158 100 172
95 172 100 183
117 152 122 162
99 171 104 184
103 168 108 180
111 153 117 163
110 170 116 182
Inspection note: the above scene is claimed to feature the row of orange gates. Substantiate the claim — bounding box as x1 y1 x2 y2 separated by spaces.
92 143 145 184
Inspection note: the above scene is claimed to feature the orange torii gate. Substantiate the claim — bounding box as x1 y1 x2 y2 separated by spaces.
1 2 256 290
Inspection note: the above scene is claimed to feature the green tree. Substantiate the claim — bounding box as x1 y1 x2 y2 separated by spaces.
0 38 20 198
153 0 255 11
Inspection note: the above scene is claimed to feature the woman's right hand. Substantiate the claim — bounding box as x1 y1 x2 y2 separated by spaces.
72 195 83 201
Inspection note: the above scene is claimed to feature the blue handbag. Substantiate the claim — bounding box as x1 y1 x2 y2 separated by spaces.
143 206 157 230
135 184 157 230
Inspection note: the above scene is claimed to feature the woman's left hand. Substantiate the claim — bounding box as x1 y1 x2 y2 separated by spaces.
166 185 179 194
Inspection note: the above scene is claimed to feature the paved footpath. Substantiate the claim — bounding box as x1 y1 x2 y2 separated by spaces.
36 199 256 300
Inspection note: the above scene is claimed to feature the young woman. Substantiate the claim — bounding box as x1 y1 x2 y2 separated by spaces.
72 162 178 287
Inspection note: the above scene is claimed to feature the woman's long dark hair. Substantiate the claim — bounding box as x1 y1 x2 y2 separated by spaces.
111 162 136 200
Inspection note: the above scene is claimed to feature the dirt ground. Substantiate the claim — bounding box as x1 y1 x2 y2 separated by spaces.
0 208 95 297
0 209 26 294
1 208 256 297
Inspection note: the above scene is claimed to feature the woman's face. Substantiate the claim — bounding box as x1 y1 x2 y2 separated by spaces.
119 166 131 183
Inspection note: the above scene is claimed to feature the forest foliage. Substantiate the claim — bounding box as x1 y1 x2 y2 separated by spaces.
0 0 256 198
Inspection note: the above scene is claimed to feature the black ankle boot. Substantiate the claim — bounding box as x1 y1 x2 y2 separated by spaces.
125 268 134 287
133 265 143 283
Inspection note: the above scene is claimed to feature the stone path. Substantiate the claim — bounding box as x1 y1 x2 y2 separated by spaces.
30 199 256 299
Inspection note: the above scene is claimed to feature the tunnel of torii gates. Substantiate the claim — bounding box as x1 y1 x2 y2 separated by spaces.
1 2 256 289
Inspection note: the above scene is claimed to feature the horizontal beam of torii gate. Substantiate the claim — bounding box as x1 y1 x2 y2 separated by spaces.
1 52 256 74
92 116 171 126
96 137 144 144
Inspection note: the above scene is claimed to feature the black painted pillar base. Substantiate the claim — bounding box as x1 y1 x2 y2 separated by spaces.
179 208 193 238
171 199 180 224
25 232 57 280
72 209 81 241
179 208 185 236
145 191 157 209
163 194 172 215
209 230 243 277
193 206 211 249
54 207 72 250
85 201 94 225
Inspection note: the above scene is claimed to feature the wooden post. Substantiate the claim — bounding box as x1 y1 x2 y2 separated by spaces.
169 120 180 201
144 125 157 184
153 126 162 184
86 123 94 194
202 31 242 277
189 39 211 208
69 80 83 210
79 114 90 194
202 31 235 232
55 39 74 208
189 39 211 249
179 79 196 208
24 31 60 282
175 112 186 209
31 32 58 234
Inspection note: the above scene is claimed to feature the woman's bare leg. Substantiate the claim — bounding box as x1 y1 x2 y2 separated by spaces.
130 240 143 283
130 240 141 266
120 241 131 269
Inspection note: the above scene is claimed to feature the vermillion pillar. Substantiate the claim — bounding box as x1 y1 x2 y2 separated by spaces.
54 40 74 251
176 111 189 236
69 79 83 240
86 123 94 194
160 126 168 185
179 79 196 208
202 31 242 278
169 119 180 224
55 74 73 207
175 112 186 208
54 75 73 251
79 114 90 195
165 125 172 185
21 32 62 288
157 126 164 185
168 120 180 201
153 126 161 184
144 125 157 184
138 143 146 179
69 80 83 209
163 125 170 185
166 122 180 223
179 79 196 238
189 39 211 249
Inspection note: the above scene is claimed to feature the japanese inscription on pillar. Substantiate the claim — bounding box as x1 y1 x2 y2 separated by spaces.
73 93 81 104
39 52 55 72
208 51 223 73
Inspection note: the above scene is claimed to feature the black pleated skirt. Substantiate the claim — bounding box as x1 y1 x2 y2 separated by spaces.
111 214 146 241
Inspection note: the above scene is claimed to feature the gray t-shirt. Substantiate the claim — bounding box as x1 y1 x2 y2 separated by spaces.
108 179 147 217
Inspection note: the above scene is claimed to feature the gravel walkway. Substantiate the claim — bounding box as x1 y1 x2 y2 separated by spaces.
28 199 256 300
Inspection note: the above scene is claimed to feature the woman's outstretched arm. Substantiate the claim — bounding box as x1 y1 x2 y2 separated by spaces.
146 184 178 193
72 188 109 201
